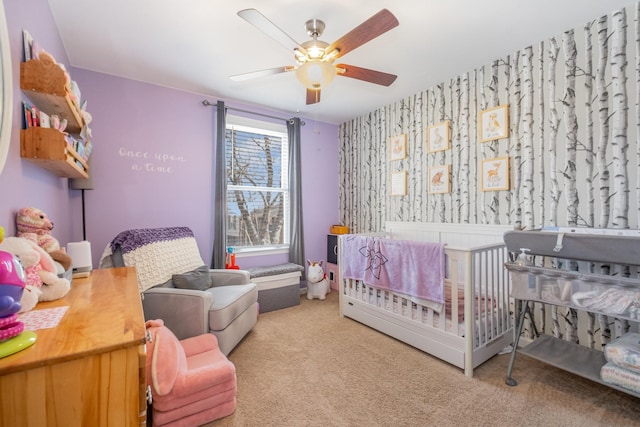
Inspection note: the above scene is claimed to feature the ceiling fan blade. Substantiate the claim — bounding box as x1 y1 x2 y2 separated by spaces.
306 88 321 105
238 9 308 56
336 64 397 86
327 9 398 59
230 66 295 82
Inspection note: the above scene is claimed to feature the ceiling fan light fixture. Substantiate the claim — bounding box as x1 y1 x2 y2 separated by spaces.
324 48 340 61
296 60 336 90
306 45 325 59
293 48 307 62
235 9 399 104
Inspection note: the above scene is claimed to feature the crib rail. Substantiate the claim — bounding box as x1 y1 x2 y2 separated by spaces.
467 244 512 352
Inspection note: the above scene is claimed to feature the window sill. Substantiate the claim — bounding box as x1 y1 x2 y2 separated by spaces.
235 246 289 258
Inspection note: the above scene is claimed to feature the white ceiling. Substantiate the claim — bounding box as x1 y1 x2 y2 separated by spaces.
48 0 635 125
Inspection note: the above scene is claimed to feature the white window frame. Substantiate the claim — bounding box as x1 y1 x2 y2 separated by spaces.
225 115 289 256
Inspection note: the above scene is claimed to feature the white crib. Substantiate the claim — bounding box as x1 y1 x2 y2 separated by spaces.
338 221 514 377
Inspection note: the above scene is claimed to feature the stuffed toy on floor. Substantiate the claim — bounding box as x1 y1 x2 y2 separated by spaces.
16 207 72 273
306 259 330 300
0 236 71 312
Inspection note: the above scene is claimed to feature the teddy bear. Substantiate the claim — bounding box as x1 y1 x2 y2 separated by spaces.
0 236 71 312
15 207 72 273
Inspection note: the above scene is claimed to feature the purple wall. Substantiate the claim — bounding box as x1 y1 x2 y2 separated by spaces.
2 0 339 271
1 0 76 243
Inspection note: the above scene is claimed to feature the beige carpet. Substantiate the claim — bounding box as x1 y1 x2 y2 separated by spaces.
210 291 640 427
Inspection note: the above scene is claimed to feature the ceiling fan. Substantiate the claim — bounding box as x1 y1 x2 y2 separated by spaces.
230 8 399 105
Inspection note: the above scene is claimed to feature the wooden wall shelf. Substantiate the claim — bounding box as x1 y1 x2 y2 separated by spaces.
20 58 85 134
20 127 88 179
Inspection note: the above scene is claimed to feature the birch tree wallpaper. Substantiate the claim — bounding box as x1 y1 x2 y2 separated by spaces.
339 3 639 233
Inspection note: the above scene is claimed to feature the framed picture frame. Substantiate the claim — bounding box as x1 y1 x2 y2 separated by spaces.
480 156 510 191
389 134 407 161
390 171 407 196
478 104 509 142
428 165 450 194
427 121 450 153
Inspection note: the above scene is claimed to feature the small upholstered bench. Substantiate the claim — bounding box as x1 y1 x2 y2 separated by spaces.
245 263 304 313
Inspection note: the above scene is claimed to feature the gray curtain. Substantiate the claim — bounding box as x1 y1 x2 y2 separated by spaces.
211 101 227 269
287 117 305 280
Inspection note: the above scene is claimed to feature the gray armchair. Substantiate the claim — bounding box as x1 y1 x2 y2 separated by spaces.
99 227 258 355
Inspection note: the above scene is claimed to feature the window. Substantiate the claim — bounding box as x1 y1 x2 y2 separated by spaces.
225 116 289 252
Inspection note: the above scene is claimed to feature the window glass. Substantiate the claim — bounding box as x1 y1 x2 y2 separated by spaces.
225 116 289 250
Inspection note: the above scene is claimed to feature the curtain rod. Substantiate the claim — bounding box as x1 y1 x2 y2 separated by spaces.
201 99 305 125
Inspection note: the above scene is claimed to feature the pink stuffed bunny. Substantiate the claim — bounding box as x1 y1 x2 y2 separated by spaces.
0 237 70 312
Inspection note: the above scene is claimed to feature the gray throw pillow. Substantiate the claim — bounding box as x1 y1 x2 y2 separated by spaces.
172 265 212 291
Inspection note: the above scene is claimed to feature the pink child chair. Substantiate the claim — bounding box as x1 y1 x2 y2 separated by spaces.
145 319 237 427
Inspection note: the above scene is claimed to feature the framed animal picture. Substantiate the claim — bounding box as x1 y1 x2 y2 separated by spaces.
480 157 510 191
428 165 450 194
478 104 509 142
427 121 450 153
389 134 407 161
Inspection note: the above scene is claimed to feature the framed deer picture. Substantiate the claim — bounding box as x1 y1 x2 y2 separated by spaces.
480 157 509 191
428 165 450 194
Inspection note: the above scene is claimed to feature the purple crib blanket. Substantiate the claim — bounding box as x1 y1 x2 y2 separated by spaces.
342 235 445 305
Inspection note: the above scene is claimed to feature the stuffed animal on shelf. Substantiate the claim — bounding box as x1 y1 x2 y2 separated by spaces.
306 259 330 300
0 237 71 312
15 207 72 273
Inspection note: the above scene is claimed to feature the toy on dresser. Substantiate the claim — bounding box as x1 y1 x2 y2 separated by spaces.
0 237 71 312
15 207 72 274
0 251 25 319
306 259 330 300
0 231 37 357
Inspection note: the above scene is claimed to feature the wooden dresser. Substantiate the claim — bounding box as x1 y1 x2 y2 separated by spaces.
0 267 146 426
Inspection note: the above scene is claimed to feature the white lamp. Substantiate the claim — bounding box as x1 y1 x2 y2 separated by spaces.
67 241 93 278
296 60 336 90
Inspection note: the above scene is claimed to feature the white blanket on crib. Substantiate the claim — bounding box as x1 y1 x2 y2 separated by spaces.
342 235 445 307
